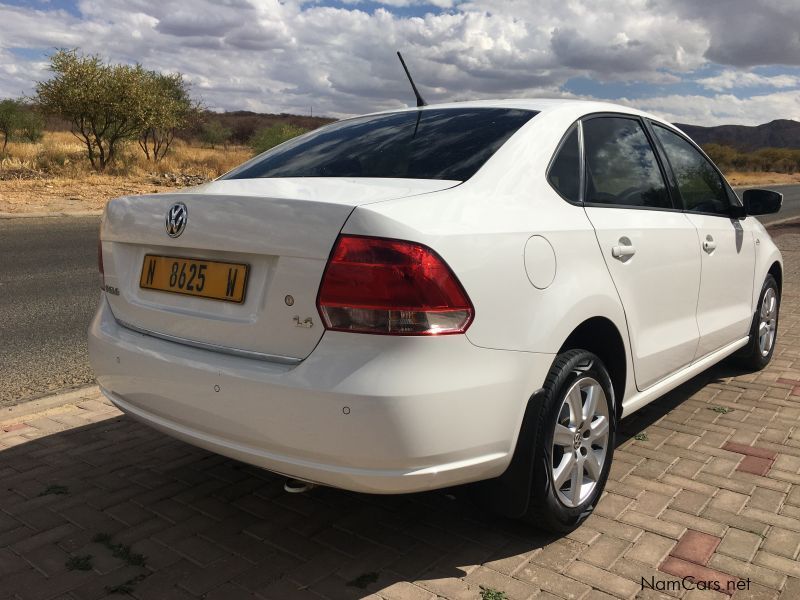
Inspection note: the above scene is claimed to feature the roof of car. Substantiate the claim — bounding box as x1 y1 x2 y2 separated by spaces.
363 98 671 127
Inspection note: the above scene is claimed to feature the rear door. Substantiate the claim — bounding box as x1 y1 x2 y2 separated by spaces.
650 123 756 358
581 115 702 390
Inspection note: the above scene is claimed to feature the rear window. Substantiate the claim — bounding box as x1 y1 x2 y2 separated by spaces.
224 108 537 182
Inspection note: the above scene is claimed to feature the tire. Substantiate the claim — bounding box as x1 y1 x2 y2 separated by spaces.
733 275 779 371
522 349 617 532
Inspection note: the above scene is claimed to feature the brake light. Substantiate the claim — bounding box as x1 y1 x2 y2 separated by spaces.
317 235 474 335
98 237 105 290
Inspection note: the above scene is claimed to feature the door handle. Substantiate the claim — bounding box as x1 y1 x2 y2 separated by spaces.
702 235 716 254
611 240 636 260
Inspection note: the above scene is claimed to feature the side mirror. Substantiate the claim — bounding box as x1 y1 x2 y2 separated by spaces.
743 189 782 216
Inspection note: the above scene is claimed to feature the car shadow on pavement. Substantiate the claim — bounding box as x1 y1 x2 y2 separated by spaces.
0 362 749 598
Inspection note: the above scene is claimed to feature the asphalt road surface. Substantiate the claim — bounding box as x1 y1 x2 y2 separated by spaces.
1 183 799 406
0 216 101 406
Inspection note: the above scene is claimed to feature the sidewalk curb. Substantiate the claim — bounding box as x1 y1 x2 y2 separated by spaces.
0 210 102 219
1 384 100 424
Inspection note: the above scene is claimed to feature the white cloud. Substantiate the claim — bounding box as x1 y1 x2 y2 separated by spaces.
697 70 800 92
0 0 797 124
621 90 800 126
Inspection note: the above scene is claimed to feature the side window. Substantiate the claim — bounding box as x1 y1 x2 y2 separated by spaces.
652 125 729 216
548 126 580 203
582 117 671 209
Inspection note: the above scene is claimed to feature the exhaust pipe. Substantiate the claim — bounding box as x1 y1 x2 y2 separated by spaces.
284 478 315 494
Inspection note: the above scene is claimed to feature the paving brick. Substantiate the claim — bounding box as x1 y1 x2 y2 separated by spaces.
722 443 778 461
177 554 254 596
787 485 800 506
529 538 585 574
739 456 775 476
624 532 675 568
613 559 683 598
703 458 740 478
669 458 706 479
701 509 769 536
779 577 800 600
748 488 786 513
660 557 739 596
773 455 800 473
172 534 228 566
709 554 786 590
565 560 640 599
636 491 674 517
710 490 750 514
731 581 780 600
752 551 800 578
463 566 540 600
741 508 800 532
566 526 600 546
516 562 592 599
378 581 435 600
619 511 686 540
670 530 721 566
717 529 763 562
762 528 800 560
581 534 630 569
671 490 712 516
11 523 77 554
596 493 634 519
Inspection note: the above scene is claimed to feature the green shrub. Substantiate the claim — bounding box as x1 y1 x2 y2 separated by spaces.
200 120 232 149
250 124 308 155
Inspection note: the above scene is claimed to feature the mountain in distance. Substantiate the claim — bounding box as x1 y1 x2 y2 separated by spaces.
675 119 800 151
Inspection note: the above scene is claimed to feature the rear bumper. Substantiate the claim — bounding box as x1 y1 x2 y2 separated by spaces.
89 297 553 493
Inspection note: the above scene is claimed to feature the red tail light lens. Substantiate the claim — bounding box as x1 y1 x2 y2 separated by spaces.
317 235 474 335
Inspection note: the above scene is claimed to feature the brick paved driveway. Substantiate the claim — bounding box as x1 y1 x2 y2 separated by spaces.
2 226 800 600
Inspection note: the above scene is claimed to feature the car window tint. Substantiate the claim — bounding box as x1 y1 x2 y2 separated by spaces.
582 117 670 209
548 126 580 203
224 108 537 182
652 125 729 216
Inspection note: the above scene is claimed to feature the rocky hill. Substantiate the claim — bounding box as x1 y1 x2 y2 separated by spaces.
675 119 800 150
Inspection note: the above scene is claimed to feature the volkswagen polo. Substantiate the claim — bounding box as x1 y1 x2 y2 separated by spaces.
89 99 782 531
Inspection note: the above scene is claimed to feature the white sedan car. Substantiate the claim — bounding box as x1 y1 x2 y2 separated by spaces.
89 99 782 531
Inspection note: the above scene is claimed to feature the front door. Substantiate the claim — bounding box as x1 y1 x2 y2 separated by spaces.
650 123 756 358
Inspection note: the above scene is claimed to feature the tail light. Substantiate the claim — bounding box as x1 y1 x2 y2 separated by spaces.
317 235 474 335
98 237 105 290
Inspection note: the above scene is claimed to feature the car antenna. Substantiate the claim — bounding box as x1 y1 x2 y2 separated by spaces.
397 51 427 108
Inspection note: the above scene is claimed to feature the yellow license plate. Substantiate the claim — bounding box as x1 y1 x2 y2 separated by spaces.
139 255 249 303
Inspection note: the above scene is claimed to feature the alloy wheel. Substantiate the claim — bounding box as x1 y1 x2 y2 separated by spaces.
758 287 778 357
551 376 610 508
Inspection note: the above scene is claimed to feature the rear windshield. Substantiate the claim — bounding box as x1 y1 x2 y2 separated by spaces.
223 108 537 182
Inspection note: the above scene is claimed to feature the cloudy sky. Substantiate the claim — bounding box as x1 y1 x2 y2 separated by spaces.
1 0 799 125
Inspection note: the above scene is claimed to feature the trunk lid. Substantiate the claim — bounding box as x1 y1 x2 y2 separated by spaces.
101 178 457 360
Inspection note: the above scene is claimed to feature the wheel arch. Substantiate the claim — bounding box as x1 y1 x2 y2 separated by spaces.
768 260 782 294
557 316 627 421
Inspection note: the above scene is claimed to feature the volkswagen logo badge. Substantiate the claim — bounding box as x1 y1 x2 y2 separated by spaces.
165 202 188 238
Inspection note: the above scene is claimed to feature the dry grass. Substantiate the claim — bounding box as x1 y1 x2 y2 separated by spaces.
0 131 253 213
725 171 800 187
0 130 251 179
